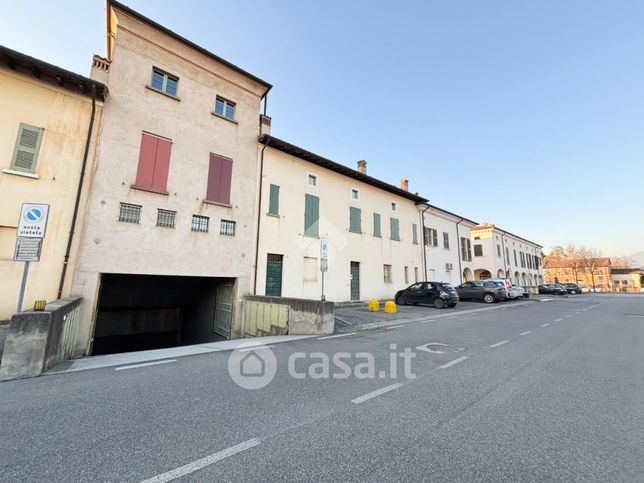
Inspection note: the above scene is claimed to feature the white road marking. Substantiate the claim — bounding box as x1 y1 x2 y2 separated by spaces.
140 438 261 483
489 340 510 348
555 318 563 322
318 332 356 339
114 359 177 371
519 331 532 336
565 314 572 318
351 383 404 404
385 325 404 330
237 346 273 353
439 356 469 369
540 323 550 328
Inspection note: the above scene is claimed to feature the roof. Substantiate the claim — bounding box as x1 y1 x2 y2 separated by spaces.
544 258 612 269
471 222 542 248
108 1 271 94
611 268 643 274
0 45 106 101
259 134 428 203
427 204 478 226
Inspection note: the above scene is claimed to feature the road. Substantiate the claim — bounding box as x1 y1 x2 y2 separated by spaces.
1 294 644 481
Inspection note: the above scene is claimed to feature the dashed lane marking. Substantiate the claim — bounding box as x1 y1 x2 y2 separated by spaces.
519 331 532 336
351 383 404 404
439 356 469 369
489 340 510 348
540 323 550 328
555 318 563 322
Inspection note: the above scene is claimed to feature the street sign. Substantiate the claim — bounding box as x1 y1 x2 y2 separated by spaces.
14 237 42 262
17 203 49 238
320 239 329 261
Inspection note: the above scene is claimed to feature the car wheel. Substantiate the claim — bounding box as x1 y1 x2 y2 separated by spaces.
433 297 446 309
570 290 577 295
397 295 407 305
448 302 457 308
483 294 496 304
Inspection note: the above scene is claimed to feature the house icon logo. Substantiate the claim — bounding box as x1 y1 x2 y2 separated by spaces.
228 343 276 390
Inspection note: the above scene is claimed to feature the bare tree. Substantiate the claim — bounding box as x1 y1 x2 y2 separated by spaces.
563 245 584 284
579 247 603 291
612 256 633 269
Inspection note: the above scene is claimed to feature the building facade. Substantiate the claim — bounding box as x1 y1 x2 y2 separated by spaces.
70 1 271 355
543 258 612 291
611 268 643 293
0 46 105 321
255 136 427 302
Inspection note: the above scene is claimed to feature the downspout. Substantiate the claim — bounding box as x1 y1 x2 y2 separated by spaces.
253 135 270 295
419 203 430 280
57 84 97 299
500 230 508 276
456 217 464 282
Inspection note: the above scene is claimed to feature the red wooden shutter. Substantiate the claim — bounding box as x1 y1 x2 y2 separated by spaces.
135 133 158 189
152 137 171 192
207 153 233 204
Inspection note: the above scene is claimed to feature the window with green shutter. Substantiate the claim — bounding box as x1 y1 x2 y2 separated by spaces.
373 213 381 237
268 184 280 215
390 217 400 241
412 224 418 244
11 123 43 173
349 207 361 233
304 194 319 238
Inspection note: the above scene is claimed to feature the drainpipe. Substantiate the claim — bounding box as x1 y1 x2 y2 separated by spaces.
57 84 97 299
499 229 508 276
419 203 430 280
253 135 270 295
456 217 464 282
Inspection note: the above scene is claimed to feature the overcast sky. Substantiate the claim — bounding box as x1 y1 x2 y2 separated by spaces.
2 0 643 257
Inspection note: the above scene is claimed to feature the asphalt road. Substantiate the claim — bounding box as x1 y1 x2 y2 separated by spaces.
1 294 643 482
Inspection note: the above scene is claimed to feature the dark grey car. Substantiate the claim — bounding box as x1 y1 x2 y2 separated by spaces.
456 280 507 303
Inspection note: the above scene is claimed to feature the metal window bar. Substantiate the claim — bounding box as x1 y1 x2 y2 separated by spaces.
157 209 176 228
220 219 236 236
118 203 141 223
191 215 209 232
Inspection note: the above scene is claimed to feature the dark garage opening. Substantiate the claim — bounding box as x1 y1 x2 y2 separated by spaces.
92 273 235 355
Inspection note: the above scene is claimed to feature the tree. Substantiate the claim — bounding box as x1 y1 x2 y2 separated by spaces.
563 245 584 284
579 247 603 291
612 256 633 269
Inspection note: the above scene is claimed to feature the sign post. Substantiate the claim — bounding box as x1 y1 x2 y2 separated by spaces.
14 203 49 312
320 239 329 301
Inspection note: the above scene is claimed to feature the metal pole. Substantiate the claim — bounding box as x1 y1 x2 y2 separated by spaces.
321 270 325 301
17 261 30 312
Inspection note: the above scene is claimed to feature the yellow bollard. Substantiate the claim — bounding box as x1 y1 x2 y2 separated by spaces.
384 300 397 314
368 299 380 312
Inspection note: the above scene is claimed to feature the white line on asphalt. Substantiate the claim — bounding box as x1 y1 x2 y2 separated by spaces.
351 383 404 404
385 325 404 330
318 332 356 339
114 359 177 371
140 438 261 483
439 356 469 369
237 346 273 353
489 340 510 348
540 323 550 328
565 315 572 318
555 318 563 322
519 331 532 336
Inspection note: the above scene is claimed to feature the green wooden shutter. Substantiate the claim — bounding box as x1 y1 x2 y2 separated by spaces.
11 124 43 173
390 218 400 241
373 213 381 237
349 207 361 233
304 194 319 237
268 184 280 215
412 224 418 244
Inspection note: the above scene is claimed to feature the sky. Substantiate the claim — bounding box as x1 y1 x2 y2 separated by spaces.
1 0 643 257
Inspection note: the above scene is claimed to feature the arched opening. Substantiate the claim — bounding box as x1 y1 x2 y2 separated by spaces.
514 271 520 286
521 273 527 286
497 269 505 278
462 268 473 283
475 269 492 280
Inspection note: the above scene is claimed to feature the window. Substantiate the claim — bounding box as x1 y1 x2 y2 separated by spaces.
134 133 172 193
461 237 472 261
384 264 392 283
513 250 518 266
497 244 501 257
220 219 236 236
150 68 178 96
426 228 438 247
474 236 481 240
373 213 381 237
268 184 280 215
307 174 318 186
390 218 400 241
156 209 176 228
404 266 409 284
10 123 43 173
349 207 361 233
351 188 359 200
474 244 483 257
304 194 319 237
505 247 510 265
191 215 209 232
414 267 419 283
412 224 418 244
443 232 450 250
214 96 235 121
118 203 141 223
265 254 283 296
206 153 233 204
520 252 526 268
391 202 397 211
304 256 318 282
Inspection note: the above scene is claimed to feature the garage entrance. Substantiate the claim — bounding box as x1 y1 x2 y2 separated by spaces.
91 274 235 355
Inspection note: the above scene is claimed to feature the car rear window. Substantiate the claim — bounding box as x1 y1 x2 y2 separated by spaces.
440 283 454 290
492 282 505 287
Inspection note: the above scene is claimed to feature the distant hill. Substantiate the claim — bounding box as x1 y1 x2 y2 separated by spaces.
628 251 644 268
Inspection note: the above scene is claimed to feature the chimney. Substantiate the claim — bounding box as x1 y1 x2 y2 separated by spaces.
90 54 111 84
400 179 409 191
259 114 272 136
357 160 367 174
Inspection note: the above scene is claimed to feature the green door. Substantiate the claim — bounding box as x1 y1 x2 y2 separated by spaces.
350 261 360 301
265 254 283 296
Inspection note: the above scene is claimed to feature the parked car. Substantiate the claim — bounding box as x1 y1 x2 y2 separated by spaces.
395 282 459 309
538 284 567 295
508 285 526 299
561 283 582 295
456 281 508 303
488 278 512 291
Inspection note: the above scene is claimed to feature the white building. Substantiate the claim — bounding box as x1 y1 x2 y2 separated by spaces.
255 135 427 302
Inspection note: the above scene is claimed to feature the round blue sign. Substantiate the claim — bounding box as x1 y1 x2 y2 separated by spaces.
25 208 44 223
